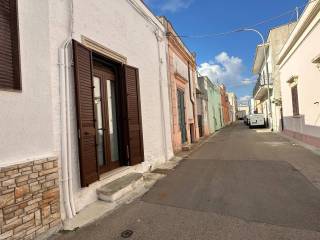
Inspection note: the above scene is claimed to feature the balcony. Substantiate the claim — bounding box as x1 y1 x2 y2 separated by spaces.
253 73 273 100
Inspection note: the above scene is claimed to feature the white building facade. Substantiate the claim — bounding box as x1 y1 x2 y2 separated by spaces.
278 0 320 147
252 22 296 131
0 0 174 239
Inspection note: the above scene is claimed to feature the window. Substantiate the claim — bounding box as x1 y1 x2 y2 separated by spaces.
0 0 21 90
291 85 299 116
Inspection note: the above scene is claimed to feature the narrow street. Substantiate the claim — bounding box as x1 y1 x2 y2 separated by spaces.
52 122 320 240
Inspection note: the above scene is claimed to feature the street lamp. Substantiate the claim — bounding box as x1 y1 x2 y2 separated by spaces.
237 28 273 131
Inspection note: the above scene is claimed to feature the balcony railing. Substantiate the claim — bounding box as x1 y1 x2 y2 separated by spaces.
253 73 273 97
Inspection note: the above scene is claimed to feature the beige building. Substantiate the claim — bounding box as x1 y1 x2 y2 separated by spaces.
278 0 320 147
237 104 250 119
252 22 296 131
227 92 238 122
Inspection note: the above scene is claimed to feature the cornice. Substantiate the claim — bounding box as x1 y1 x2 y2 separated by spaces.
278 1 320 65
168 34 196 68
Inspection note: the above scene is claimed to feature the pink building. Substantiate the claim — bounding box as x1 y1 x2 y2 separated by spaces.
159 17 199 152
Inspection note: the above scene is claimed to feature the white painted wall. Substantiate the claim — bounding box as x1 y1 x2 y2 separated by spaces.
279 2 320 138
48 0 174 214
0 0 56 167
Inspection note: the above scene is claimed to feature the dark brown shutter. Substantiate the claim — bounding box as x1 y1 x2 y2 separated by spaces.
73 40 99 187
0 0 21 90
291 85 299 116
124 65 144 165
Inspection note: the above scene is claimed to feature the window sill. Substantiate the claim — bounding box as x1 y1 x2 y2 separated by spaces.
0 87 22 93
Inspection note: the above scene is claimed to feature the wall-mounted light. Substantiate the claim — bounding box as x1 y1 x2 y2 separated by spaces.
312 54 320 71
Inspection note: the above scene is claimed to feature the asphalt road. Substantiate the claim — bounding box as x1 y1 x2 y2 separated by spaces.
52 123 320 240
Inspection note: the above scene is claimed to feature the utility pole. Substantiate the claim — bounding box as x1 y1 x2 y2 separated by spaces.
237 28 273 131
296 7 299 21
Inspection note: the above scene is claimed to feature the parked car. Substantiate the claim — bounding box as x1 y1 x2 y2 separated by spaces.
244 114 251 125
249 114 265 128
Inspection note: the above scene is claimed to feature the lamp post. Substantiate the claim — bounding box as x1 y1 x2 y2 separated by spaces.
237 28 273 131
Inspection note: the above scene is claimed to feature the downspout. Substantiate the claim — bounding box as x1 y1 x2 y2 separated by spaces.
64 41 76 216
187 62 196 142
155 29 169 161
59 41 74 219
58 0 76 219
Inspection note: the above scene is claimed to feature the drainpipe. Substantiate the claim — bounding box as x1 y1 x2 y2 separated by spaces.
188 62 196 143
58 0 76 219
59 40 75 219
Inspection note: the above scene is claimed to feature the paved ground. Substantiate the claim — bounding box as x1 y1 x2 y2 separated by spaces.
51 123 320 240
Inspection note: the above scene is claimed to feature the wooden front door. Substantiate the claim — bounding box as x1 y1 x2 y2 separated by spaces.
73 40 144 187
177 89 187 144
93 64 120 174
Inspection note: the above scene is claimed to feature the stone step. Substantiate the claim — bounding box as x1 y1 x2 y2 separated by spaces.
97 173 144 202
182 144 192 151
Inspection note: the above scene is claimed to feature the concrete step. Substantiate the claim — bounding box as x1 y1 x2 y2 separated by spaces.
97 173 143 202
182 144 192 151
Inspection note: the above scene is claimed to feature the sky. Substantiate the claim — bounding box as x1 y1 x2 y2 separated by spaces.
144 0 308 104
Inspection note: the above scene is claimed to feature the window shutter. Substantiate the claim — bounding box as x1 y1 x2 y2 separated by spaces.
73 40 99 187
124 65 144 165
0 0 21 90
291 85 299 116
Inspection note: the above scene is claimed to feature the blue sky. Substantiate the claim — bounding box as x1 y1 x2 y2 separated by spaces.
144 0 307 103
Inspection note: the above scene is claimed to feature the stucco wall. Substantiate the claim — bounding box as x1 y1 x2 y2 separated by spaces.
207 81 222 133
166 25 198 150
48 0 174 213
0 0 56 167
207 86 215 134
196 77 209 137
279 6 320 140
269 23 297 101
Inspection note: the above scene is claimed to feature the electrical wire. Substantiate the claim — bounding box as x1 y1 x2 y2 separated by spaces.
173 0 319 39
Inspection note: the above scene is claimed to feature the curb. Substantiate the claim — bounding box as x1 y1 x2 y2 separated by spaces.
277 132 320 157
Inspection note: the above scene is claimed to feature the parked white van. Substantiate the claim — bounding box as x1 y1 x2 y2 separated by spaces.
249 114 265 128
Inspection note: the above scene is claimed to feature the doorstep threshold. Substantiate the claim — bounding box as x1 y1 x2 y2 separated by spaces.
99 166 132 181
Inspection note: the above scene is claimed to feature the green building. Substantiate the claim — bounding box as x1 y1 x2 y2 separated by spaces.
206 78 223 133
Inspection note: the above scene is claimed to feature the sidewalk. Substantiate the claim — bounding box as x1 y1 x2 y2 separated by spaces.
50 123 320 240
278 131 320 157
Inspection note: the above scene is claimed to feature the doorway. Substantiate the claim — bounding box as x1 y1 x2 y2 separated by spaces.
73 40 144 187
177 89 187 144
93 63 120 174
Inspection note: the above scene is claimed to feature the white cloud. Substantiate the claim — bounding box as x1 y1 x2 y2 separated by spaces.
162 0 193 12
198 52 245 86
241 77 254 85
239 95 252 103
145 0 193 12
